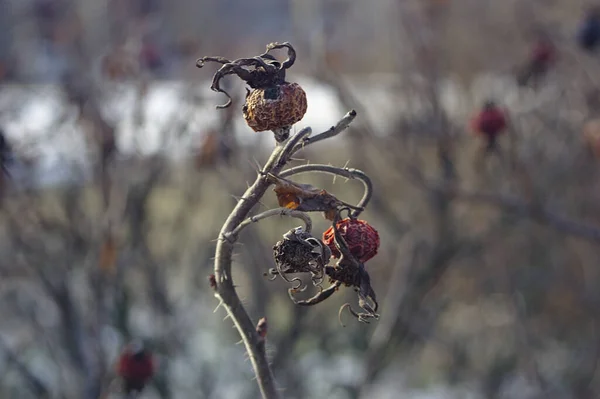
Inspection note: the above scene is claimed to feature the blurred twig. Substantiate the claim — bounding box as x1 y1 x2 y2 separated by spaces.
0 338 51 398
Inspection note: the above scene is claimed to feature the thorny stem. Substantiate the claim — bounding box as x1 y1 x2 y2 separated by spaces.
231 208 313 237
214 112 358 399
292 110 357 153
273 127 313 169
279 165 372 218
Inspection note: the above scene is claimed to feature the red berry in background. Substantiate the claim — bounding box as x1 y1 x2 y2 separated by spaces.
116 340 156 395
470 101 507 137
531 39 556 66
322 218 380 263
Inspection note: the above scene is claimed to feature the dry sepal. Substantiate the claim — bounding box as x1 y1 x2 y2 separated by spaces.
269 227 331 290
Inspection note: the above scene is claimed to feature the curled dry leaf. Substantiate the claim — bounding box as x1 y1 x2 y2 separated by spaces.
268 174 346 220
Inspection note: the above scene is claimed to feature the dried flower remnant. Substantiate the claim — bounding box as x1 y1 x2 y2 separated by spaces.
196 42 307 141
271 227 330 290
280 209 380 325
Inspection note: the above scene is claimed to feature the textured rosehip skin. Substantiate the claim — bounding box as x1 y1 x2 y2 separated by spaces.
243 82 308 132
322 218 380 263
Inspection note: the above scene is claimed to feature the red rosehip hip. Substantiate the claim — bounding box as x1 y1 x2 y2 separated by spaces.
322 218 380 263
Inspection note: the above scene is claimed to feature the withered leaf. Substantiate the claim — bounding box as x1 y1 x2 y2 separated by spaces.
268 174 343 218
277 192 300 209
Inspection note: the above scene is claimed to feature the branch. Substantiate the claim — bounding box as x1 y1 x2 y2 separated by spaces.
231 208 313 237
452 190 600 243
213 139 296 399
292 110 357 154
274 127 313 170
0 338 51 398
407 164 600 243
279 164 372 218
213 111 357 398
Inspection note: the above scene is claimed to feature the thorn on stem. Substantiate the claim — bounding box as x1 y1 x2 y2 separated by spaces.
221 232 235 243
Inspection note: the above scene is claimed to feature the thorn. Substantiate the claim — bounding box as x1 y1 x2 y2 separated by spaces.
342 160 351 182
213 302 223 313
221 232 236 243
255 199 268 210
232 194 251 202
250 158 262 172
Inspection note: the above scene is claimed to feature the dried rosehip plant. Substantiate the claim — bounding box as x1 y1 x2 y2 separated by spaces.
200 42 379 398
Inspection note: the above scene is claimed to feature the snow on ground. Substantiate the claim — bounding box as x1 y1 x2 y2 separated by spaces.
0 72 558 188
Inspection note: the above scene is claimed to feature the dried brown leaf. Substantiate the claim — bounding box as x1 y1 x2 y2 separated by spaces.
269 174 343 216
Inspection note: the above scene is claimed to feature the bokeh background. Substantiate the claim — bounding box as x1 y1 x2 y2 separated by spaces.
1 0 600 398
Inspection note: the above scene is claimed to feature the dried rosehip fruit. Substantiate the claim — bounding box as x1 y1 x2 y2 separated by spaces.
196 42 307 139
322 218 380 263
243 82 307 132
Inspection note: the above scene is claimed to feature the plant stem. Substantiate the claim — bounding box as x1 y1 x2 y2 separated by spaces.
213 112 358 398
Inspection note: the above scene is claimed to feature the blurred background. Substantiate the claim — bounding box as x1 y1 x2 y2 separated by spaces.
1 0 600 398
